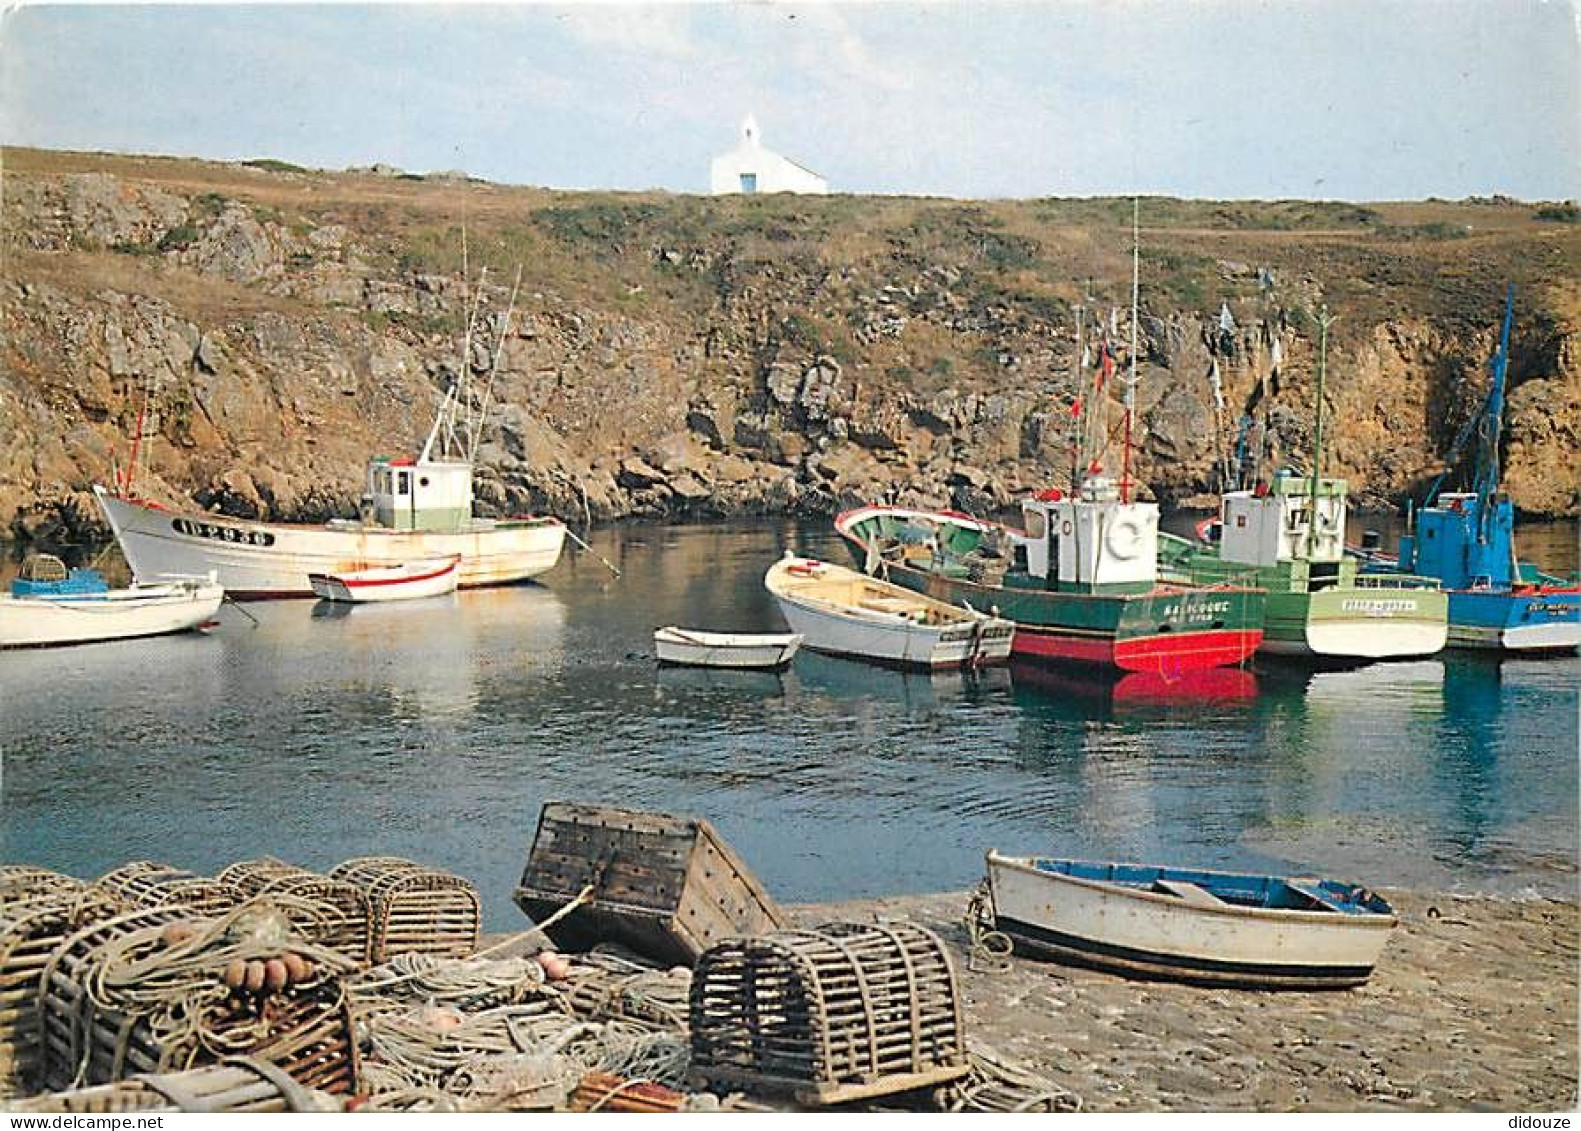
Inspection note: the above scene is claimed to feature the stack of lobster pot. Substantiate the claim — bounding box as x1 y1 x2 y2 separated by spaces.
330 857 480 962
9 1058 341 1114
36 902 361 1095
93 862 244 917
0 870 124 1095
218 857 375 966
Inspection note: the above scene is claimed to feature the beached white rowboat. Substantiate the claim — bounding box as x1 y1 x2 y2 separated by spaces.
985 851 1396 990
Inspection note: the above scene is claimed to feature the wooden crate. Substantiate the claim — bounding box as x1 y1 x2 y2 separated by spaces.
329 857 479 962
94 862 243 917
218 859 373 965
689 921 969 1106
514 802 785 967
37 906 360 1095
9 1057 339 1113
0 888 124 1094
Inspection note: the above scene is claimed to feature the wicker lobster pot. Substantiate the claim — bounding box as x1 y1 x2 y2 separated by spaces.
689 922 970 1106
94 863 243 917
36 906 360 1096
0 868 84 908
9 1057 339 1113
0 888 125 1094
329 858 479 962
218 859 373 965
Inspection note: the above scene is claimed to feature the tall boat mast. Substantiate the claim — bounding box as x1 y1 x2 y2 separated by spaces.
1475 285 1515 549
1307 307 1337 518
1120 198 1140 504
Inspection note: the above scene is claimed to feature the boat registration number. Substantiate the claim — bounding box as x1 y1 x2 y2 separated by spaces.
1340 598 1417 616
172 517 276 547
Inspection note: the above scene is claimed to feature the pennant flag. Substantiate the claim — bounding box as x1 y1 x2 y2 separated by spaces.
1070 397 1082 418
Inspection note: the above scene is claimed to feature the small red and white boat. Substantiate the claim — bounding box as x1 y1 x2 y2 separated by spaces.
308 555 461 604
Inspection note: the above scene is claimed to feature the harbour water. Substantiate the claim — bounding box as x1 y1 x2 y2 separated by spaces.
2 518 1577 929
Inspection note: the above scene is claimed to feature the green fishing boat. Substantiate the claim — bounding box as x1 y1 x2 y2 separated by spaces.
1158 312 1447 662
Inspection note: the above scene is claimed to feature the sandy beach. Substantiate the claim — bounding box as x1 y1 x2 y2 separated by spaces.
793 887 1579 1112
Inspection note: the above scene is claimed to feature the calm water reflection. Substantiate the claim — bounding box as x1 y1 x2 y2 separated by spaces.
2 519 1576 928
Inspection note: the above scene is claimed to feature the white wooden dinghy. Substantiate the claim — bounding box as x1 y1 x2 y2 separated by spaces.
985 851 1397 989
765 555 1014 669
653 627 802 670
308 555 461 604
0 556 224 649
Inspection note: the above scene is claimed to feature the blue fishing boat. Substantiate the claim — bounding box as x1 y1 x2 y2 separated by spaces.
1379 287 1580 653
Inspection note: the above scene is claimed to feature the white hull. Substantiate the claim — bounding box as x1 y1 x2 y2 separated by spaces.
1449 621 1581 652
0 580 225 648
96 487 564 598
309 557 460 604
654 627 802 669
1259 620 1450 658
986 852 1396 989
766 557 1013 669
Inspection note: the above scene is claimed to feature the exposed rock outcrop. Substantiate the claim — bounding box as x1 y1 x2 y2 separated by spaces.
3 148 1578 544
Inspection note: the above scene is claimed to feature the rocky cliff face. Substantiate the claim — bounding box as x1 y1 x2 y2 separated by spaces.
3 148 1578 544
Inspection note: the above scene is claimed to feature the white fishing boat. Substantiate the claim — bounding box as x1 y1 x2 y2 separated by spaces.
308 554 461 604
765 555 1014 669
0 556 224 649
985 851 1397 990
94 270 565 598
653 627 802 670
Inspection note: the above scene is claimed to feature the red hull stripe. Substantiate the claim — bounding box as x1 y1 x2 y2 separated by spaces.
340 560 457 588
1012 627 1263 674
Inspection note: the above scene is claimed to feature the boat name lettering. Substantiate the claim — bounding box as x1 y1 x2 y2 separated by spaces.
1527 602 1570 616
172 518 276 547
1160 599 1232 623
1340 598 1417 615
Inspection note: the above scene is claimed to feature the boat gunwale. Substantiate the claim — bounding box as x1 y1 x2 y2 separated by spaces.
834 505 1265 600
986 850 1397 928
765 558 1003 629
95 485 566 534
308 555 461 590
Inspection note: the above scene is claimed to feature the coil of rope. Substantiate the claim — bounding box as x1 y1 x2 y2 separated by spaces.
963 880 1014 974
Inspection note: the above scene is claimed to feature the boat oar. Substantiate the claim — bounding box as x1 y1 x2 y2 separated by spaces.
565 528 621 578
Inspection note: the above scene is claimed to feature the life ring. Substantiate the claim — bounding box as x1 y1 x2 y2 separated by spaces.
1106 517 1145 560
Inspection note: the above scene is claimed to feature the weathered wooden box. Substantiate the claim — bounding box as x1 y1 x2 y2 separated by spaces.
514 802 785 967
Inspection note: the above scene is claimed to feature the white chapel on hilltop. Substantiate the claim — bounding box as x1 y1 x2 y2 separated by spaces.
709 115 828 196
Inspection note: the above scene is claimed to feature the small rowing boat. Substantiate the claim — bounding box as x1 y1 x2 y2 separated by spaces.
765 554 1013 669
307 555 461 604
653 627 802 670
985 851 1396 989
0 555 224 649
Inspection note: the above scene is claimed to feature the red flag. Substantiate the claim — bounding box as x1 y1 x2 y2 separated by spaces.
1069 397 1082 418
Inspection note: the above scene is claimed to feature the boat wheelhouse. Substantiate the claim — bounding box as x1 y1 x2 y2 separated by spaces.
96 268 566 598
836 478 1264 675
1159 472 1449 661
